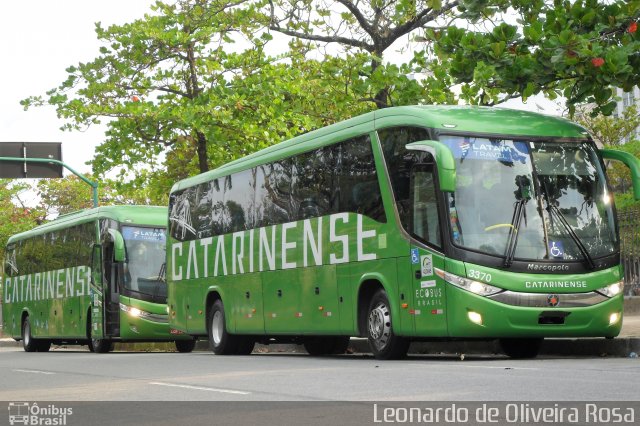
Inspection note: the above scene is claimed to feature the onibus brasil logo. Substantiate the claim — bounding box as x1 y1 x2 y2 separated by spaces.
8 402 73 425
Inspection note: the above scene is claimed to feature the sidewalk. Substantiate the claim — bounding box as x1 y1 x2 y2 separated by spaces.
2 298 640 357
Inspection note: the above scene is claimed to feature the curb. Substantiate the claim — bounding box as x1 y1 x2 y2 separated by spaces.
2 337 639 357
194 337 640 358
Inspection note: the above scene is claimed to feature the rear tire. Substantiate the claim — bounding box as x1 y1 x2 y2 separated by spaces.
499 338 543 359
366 290 409 360
175 339 196 353
208 300 253 355
303 336 350 356
235 337 256 355
36 340 51 352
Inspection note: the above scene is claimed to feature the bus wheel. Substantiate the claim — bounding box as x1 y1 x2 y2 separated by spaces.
499 338 543 359
208 300 253 355
366 290 409 360
303 336 350 356
36 340 51 352
22 316 38 352
208 300 233 355
91 338 114 353
235 337 255 355
175 339 196 353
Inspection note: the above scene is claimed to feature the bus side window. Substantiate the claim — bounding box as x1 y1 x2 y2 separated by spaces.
4 244 17 277
378 126 432 232
410 164 442 248
338 136 386 223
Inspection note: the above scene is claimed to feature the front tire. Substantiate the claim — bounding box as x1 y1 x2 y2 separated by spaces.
87 313 113 353
366 290 409 360
208 300 254 355
90 338 114 353
499 338 543 359
175 339 196 353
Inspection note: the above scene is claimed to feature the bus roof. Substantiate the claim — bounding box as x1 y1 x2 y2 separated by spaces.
170 105 588 193
7 205 167 244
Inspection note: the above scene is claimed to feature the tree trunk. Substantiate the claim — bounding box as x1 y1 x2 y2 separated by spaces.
371 54 389 109
196 130 209 173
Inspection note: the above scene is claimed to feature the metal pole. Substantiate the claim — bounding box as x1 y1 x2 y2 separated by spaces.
0 157 99 208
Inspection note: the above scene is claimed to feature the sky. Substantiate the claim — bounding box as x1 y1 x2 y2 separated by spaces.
0 1 155 177
0 1 561 183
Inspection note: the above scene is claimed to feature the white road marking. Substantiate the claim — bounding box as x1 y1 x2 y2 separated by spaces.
13 369 56 375
149 381 251 395
456 365 540 371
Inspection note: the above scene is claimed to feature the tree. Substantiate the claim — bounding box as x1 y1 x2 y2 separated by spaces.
267 0 489 107
0 181 45 265
575 105 640 147
35 175 154 217
22 0 260 176
21 0 367 198
428 0 640 115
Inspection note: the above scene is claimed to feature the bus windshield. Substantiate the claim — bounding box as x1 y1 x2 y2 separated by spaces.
121 226 167 300
441 136 617 262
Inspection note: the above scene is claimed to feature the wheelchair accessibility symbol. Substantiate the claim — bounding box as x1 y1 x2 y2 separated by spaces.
549 241 564 259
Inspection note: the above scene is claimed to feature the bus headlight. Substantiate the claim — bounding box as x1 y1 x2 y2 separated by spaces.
436 269 502 296
120 303 147 318
597 281 624 298
609 312 621 325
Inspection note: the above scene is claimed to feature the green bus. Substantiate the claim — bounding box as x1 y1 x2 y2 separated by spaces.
166 106 640 359
2 206 195 353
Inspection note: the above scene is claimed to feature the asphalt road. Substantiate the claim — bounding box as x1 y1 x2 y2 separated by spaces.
1 346 639 402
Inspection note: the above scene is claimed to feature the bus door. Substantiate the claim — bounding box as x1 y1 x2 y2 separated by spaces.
90 244 105 339
103 229 125 337
408 164 448 337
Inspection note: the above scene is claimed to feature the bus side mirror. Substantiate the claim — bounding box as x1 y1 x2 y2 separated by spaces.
406 140 456 192
600 149 640 200
107 229 126 263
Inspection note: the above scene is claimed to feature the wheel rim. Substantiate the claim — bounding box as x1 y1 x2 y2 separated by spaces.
211 311 223 345
368 301 391 350
24 321 30 347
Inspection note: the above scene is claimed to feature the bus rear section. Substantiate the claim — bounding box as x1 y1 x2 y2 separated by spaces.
2 206 195 353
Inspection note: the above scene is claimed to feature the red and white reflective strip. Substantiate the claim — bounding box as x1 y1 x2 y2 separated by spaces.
409 309 422 315
431 309 444 315
294 312 303 318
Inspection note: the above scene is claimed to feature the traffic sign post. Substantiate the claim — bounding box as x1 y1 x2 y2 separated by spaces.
0 142 99 208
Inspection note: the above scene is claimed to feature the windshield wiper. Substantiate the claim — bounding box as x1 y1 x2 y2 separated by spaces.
503 199 527 268
157 262 166 283
547 204 596 269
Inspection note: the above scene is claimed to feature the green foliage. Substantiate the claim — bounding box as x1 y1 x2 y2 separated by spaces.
428 0 640 115
602 139 640 213
575 105 640 147
574 106 640 213
22 1 368 196
17 0 640 217
267 0 480 107
0 181 45 265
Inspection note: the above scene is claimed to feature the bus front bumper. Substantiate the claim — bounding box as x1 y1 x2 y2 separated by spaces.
119 310 192 341
445 285 623 339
